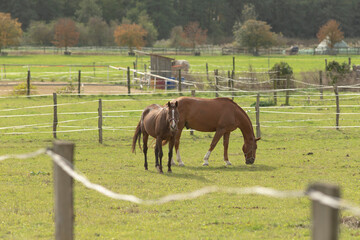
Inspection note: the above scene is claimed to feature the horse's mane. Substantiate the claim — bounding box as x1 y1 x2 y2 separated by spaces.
216 97 254 132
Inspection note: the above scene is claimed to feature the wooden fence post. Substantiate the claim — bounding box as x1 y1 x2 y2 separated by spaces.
215 69 219 97
78 70 81 96
127 67 131 95
206 63 210 85
273 67 279 105
53 93 58 139
53 140 74 240
334 86 340 130
98 99 103 144
190 90 195 135
231 70 235 100
178 69 182 96
325 59 328 71
27 70 31 96
348 57 351 66
319 71 323 100
232 56 235 73
255 93 261 138
285 75 290 106
308 182 340 240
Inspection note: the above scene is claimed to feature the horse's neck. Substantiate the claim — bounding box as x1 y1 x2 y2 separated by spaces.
236 108 255 142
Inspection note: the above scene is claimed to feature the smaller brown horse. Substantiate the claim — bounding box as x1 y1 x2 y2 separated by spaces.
132 101 179 173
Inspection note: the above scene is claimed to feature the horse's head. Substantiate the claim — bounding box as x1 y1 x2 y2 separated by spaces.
242 137 260 164
167 101 179 132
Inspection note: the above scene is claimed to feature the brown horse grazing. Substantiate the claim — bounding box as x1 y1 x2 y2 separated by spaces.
170 97 260 166
132 101 179 173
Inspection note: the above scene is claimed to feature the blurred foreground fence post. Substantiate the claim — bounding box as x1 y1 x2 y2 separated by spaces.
308 182 340 240
255 93 261 138
334 86 340 130
53 140 74 240
53 93 58 139
98 99 103 144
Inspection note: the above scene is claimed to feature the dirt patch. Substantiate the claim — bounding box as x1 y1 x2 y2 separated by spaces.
0 82 142 96
341 216 360 229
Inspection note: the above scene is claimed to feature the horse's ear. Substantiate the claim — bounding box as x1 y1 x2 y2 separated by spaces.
175 101 178 107
255 137 261 142
167 101 171 108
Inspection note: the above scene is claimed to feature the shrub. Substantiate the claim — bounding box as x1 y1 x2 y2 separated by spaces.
13 83 37 95
326 60 350 85
269 62 294 89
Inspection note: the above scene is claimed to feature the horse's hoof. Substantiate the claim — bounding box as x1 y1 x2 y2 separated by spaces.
156 166 163 173
168 169 172 173
178 162 185 167
202 162 209 166
225 161 232 166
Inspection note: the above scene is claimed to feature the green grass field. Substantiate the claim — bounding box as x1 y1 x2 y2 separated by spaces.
1 87 360 239
1 54 360 84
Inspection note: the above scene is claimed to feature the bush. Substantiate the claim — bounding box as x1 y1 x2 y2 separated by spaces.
269 62 294 89
13 83 37 95
326 60 350 85
250 99 276 107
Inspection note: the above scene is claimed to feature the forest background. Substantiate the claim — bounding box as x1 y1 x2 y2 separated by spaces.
1 0 360 49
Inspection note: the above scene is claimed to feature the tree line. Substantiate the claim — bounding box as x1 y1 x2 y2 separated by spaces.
1 0 360 45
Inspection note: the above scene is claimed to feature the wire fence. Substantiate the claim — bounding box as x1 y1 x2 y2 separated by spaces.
1 145 359 240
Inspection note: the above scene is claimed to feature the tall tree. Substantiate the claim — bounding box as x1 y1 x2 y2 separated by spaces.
169 26 186 48
6 0 37 29
113 23 147 52
53 18 80 52
143 0 176 39
0 12 23 53
137 11 158 47
234 19 277 56
182 21 207 49
316 19 344 49
75 0 102 23
34 0 62 22
27 21 53 46
87 17 112 46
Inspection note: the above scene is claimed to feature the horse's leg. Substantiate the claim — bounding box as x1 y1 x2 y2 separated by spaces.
223 132 232 166
172 124 185 166
143 132 149 170
156 137 163 173
167 138 175 172
203 128 226 166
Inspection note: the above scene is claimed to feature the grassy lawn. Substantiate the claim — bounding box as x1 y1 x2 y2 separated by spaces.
1 89 360 239
0 54 359 82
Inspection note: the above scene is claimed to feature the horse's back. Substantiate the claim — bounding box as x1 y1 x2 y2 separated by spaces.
174 97 239 132
141 104 166 138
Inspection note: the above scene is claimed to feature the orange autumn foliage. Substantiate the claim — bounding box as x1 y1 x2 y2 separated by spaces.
53 18 80 51
0 12 22 53
317 19 344 49
113 23 147 51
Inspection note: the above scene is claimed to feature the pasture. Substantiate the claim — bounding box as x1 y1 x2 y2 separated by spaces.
1 89 360 239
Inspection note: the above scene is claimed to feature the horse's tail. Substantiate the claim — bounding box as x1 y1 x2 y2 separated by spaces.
132 121 142 153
